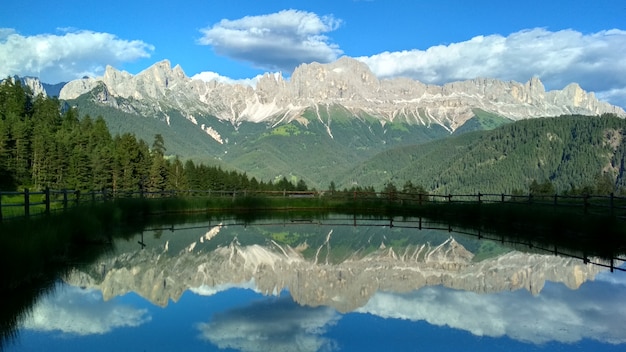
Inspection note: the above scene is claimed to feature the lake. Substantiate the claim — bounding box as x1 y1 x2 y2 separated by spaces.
4 214 626 351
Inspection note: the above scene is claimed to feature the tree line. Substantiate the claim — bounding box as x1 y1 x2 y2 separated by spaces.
0 79 306 193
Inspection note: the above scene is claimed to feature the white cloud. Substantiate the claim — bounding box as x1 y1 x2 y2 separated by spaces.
0 28 154 83
357 283 626 345
21 284 151 335
197 297 339 352
198 9 343 72
357 28 626 107
191 71 264 87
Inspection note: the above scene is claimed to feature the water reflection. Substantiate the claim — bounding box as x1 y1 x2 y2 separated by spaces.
197 297 340 352
5 215 626 351
358 280 626 345
21 284 150 335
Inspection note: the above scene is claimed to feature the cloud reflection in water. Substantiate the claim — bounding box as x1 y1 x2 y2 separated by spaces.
197 296 340 352
356 281 626 345
21 284 151 336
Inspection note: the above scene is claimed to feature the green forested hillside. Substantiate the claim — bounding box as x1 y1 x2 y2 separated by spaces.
67 96 452 188
221 112 450 187
344 114 626 195
452 109 513 134
68 93 229 159
0 79 304 192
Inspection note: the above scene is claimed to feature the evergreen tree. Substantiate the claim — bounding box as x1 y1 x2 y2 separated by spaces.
382 181 398 200
0 117 13 188
296 179 308 191
167 157 188 191
148 155 168 195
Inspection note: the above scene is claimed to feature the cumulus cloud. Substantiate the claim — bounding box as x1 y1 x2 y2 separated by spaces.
21 284 151 335
191 71 265 87
356 282 626 345
357 28 626 107
197 297 340 352
198 9 343 72
0 28 154 83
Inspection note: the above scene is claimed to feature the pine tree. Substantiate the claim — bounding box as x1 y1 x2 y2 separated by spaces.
167 157 188 192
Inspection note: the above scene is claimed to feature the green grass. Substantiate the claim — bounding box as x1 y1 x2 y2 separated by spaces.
471 108 512 130
0 192 48 218
388 122 410 132
269 123 304 136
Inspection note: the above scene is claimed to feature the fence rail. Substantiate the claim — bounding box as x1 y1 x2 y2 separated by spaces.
1 188 626 222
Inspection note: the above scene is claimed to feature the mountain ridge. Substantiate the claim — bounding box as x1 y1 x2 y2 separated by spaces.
60 57 625 136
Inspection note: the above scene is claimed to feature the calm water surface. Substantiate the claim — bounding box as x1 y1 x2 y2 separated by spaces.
6 216 626 351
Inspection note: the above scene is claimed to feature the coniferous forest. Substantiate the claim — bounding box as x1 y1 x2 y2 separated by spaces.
350 113 626 195
0 79 305 193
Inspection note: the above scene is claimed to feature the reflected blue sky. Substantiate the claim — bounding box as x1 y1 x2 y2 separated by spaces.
8 272 626 352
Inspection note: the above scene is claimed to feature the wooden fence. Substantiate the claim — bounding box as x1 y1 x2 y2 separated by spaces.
143 216 626 273
1 188 626 222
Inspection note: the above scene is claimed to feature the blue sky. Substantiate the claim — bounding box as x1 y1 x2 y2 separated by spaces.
2 0 626 106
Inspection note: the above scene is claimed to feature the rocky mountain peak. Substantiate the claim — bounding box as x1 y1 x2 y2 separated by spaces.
19 76 48 97
59 58 626 132
526 76 545 92
289 56 380 101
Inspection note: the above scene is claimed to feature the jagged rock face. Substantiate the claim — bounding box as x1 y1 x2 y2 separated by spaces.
63 233 605 313
7 76 48 97
59 58 625 133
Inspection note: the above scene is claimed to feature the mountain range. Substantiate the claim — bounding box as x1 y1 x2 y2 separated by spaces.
19 57 626 191
58 57 624 130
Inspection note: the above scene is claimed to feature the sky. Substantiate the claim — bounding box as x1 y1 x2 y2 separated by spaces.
1 0 626 107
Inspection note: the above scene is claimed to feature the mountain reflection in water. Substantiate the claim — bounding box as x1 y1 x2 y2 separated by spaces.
6 216 626 351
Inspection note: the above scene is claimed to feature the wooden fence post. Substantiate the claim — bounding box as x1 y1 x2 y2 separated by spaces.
478 193 482 204
45 187 51 215
24 188 30 217
584 194 589 214
63 189 68 210
0 191 3 223
553 194 558 207
74 190 81 207
610 193 614 216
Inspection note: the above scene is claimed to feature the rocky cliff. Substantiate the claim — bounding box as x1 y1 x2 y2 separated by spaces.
60 57 625 133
